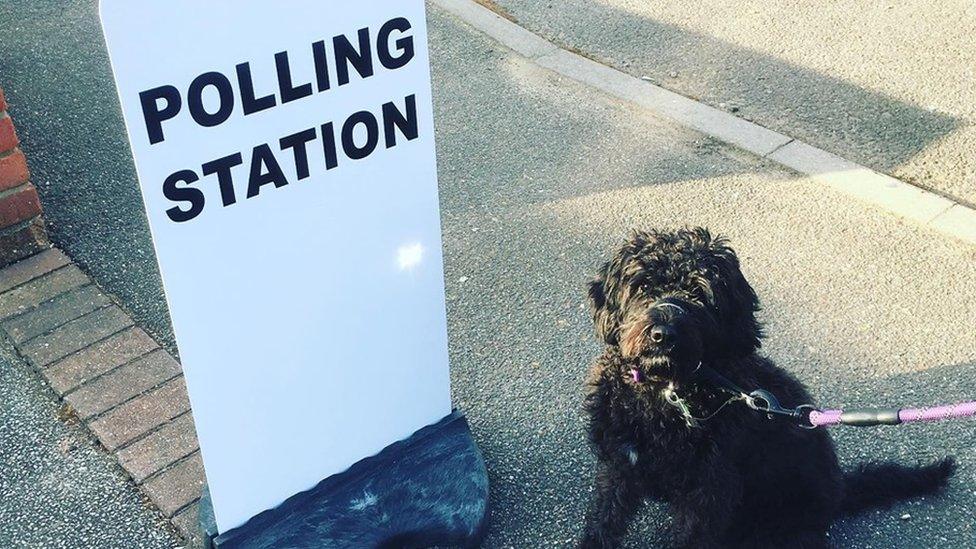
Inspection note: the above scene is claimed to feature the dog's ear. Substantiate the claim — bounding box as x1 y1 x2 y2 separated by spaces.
589 261 616 345
588 249 628 345
704 234 763 356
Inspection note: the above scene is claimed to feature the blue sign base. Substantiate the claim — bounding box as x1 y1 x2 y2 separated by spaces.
198 411 489 548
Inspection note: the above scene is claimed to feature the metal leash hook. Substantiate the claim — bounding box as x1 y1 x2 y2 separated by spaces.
664 383 700 428
745 390 817 428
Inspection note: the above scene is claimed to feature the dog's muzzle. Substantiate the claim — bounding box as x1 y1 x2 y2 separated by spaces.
647 302 687 348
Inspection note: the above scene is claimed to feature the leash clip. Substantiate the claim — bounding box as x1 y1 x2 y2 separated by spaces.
664 383 699 428
746 390 816 428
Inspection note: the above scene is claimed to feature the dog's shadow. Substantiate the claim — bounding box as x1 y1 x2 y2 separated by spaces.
815 361 975 548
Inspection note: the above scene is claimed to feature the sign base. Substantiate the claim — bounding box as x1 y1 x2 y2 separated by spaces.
197 411 488 548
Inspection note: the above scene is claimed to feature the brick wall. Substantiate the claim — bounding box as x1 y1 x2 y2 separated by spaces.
0 87 50 267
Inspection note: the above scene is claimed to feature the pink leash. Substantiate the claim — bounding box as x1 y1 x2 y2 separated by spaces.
809 401 976 428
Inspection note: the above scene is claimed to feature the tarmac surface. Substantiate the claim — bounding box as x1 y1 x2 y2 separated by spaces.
0 2 974 548
490 0 976 208
0 342 180 548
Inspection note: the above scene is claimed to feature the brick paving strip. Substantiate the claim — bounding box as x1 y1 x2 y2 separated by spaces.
0 248 205 546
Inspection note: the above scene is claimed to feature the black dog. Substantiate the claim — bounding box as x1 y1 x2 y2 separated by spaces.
580 228 955 548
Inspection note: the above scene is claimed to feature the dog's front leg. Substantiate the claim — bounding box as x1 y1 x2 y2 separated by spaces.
579 462 642 549
669 459 742 549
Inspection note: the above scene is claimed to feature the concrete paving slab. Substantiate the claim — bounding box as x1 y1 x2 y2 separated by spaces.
172 502 205 547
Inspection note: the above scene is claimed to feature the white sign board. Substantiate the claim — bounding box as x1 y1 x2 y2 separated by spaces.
100 1 451 532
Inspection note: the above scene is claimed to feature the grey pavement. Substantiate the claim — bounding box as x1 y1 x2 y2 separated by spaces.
489 0 976 208
0 1 975 548
0 342 181 548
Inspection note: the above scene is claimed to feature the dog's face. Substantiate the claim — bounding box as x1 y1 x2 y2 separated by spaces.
588 228 762 380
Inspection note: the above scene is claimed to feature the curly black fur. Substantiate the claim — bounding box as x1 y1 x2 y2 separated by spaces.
580 228 955 549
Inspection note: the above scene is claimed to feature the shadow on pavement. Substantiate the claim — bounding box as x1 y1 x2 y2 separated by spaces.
827 361 975 547
494 0 961 194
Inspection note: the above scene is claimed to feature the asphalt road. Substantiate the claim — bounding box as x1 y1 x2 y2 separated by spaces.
1 2 974 548
490 0 976 208
0 342 180 548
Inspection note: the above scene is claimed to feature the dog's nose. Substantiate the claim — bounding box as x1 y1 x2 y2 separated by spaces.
649 325 672 345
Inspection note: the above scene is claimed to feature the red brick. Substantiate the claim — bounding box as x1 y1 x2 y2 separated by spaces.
0 150 29 192
0 88 6 112
172 502 205 548
0 264 87 319
143 452 205 517
44 327 158 395
117 412 199 483
0 217 49 268
89 376 190 451
2 284 110 344
0 117 17 154
64 348 180 419
0 248 69 294
20 305 132 367
0 184 42 230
